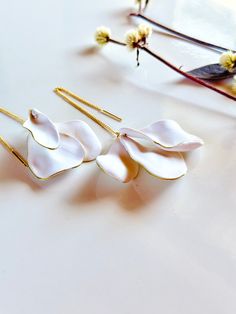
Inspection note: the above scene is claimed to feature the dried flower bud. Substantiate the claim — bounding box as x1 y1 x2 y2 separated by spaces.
125 29 140 50
95 26 111 46
138 23 152 40
219 51 236 72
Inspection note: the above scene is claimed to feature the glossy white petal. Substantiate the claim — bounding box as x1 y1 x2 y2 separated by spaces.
120 120 203 152
27 134 85 179
23 109 60 149
141 120 203 151
120 136 187 180
96 139 139 183
120 127 151 141
56 120 102 161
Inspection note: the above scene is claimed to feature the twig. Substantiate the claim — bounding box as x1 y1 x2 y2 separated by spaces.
141 46 236 101
109 39 126 46
130 13 235 53
108 37 236 101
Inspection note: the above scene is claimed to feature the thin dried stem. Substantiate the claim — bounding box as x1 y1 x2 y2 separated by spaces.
144 0 149 12
109 39 126 46
107 38 236 101
130 13 235 53
142 46 236 101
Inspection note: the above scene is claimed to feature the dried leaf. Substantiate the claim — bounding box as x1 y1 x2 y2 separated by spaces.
188 63 236 81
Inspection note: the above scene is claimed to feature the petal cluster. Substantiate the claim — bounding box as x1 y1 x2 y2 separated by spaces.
96 120 203 183
23 109 101 179
219 51 236 72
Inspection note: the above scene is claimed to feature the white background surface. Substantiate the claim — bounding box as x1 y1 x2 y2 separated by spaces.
0 0 236 313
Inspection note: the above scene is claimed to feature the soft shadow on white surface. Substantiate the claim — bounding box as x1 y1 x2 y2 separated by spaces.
76 43 236 120
0 155 40 191
0 152 84 192
69 164 183 212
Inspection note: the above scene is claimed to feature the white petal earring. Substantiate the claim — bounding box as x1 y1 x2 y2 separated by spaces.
54 87 204 183
0 106 103 180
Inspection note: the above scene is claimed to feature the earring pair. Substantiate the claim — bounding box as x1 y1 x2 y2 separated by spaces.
0 87 204 183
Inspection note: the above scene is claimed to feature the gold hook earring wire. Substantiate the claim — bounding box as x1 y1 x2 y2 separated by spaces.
0 107 27 166
54 87 120 137
0 107 25 124
54 87 122 122
0 136 28 167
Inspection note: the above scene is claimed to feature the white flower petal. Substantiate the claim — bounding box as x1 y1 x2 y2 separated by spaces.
120 135 187 180
141 120 204 151
96 139 139 183
23 109 60 149
56 120 101 161
120 127 151 141
120 120 203 152
27 134 85 179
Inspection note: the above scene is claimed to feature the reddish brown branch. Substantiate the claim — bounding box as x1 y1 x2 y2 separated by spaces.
130 13 235 53
141 46 236 101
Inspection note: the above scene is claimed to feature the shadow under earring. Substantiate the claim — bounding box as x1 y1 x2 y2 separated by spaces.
54 87 204 183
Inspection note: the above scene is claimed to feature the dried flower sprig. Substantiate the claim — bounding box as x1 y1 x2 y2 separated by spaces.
129 12 235 54
124 24 152 65
95 24 236 101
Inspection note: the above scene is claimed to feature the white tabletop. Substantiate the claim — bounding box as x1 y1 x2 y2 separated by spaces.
0 0 236 313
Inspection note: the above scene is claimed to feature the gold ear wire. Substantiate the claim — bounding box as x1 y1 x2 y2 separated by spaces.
0 108 28 166
0 107 25 124
54 87 122 122
54 87 120 137
0 136 28 167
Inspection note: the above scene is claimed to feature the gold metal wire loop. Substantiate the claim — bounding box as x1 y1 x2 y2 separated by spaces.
0 136 28 167
55 87 122 122
0 108 28 166
0 107 25 124
54 87 120 137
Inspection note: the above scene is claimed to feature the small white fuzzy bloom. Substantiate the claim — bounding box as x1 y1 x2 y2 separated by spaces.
125 29 140 50
219 51 236 72
232 75 236 94
95 26 111 46
138 23 152 39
